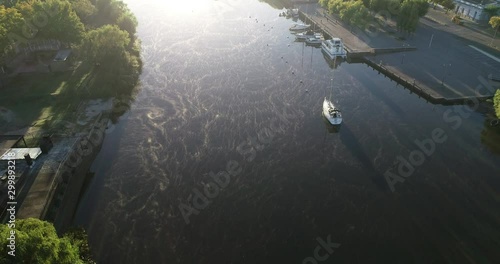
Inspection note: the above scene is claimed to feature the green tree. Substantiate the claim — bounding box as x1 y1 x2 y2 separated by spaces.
350 1 370 27
328 0 344 14
0 218 90 264
415 0 429 17
1 0 26 8
116 11 138 38
69 0 98 25
340 1 358 24
490 16 500 42
369 0 389 12
94 0 128 26
84 24 130 63
24 0 85 44
319 0 329 8
483 5 500 19
397 0 427 33
82 24 140 95
439 0 455 12
0 5 24 55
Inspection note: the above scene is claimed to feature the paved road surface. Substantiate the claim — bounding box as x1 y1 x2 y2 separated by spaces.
299 4 500 99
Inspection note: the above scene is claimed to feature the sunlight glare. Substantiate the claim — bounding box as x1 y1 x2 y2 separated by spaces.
159 0 211 14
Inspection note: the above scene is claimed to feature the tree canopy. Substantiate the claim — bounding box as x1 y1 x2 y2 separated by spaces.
0 0 86 54
397 0 428 33
1 0 142 96
31 0 86 43
0 5 24 56
84 24 130 63
0 218 93 264
319 0 429 33
490 16 500 30
434 0 455 11
69 0 98 25
483 5 500 19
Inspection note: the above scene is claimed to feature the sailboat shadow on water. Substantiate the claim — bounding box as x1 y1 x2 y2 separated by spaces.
322 113 341 133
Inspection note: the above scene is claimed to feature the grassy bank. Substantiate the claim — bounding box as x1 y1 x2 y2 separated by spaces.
0 57 138 142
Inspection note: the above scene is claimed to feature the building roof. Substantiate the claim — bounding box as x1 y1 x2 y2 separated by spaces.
455 0 497 6
53 49 72 62
0 135 25 156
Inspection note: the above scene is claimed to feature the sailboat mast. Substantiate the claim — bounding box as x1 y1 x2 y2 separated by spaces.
329 78 333 101
329 56 338 101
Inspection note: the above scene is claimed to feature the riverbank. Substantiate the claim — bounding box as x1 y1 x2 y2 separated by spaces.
297 3 500 104
0 65 133 233
15 112 110 232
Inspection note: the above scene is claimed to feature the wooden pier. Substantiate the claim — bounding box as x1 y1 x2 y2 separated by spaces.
297 9 494 105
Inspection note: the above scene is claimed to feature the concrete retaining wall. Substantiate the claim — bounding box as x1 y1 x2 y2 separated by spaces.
43 113 109 234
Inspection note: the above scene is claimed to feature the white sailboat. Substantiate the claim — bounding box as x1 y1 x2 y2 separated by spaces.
322 77 342 126
323 97 342 125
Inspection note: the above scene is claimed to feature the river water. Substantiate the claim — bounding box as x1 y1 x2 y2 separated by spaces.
74 0 500 263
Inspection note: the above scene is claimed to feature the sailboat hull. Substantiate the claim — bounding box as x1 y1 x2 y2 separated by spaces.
322 98 342 125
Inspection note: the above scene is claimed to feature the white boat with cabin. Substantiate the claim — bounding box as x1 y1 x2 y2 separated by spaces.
321 38 347 59
286 8 299 18
295 30 321 41
305 33 324 47
289 23 311 32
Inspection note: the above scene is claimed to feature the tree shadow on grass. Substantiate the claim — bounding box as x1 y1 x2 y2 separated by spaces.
0 57 141 139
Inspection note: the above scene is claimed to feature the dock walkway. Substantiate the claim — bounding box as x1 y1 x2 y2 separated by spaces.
296 4 500 104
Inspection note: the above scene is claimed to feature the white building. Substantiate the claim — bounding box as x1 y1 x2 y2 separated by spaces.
453 0 500 22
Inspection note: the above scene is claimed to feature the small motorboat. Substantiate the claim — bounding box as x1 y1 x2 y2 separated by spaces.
305 34 324 47
289 23 311 32
321 38 347 59
285 8 299 18
295 31 322 41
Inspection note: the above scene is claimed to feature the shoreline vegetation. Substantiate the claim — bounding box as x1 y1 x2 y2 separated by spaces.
0 0 141 263
268 0 500 148
0 0 498 263
319 0 430 34
0 0 141 135
0 218 94 264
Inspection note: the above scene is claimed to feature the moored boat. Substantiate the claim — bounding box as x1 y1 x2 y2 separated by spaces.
295 31 321 41
321 38 347 59
289 23 311 32
322 97 342 125
305 33 324 47
286 8 299 18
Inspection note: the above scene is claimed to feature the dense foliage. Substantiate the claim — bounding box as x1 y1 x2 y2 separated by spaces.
320 0 429 33
432 0 455 11
483 5 500 19
0 0 85 54
397 0 428 33
0 0 141 96
0 218 94 264
491 16 500 31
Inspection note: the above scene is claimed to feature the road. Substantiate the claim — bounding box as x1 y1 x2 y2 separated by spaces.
299 3 500 99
